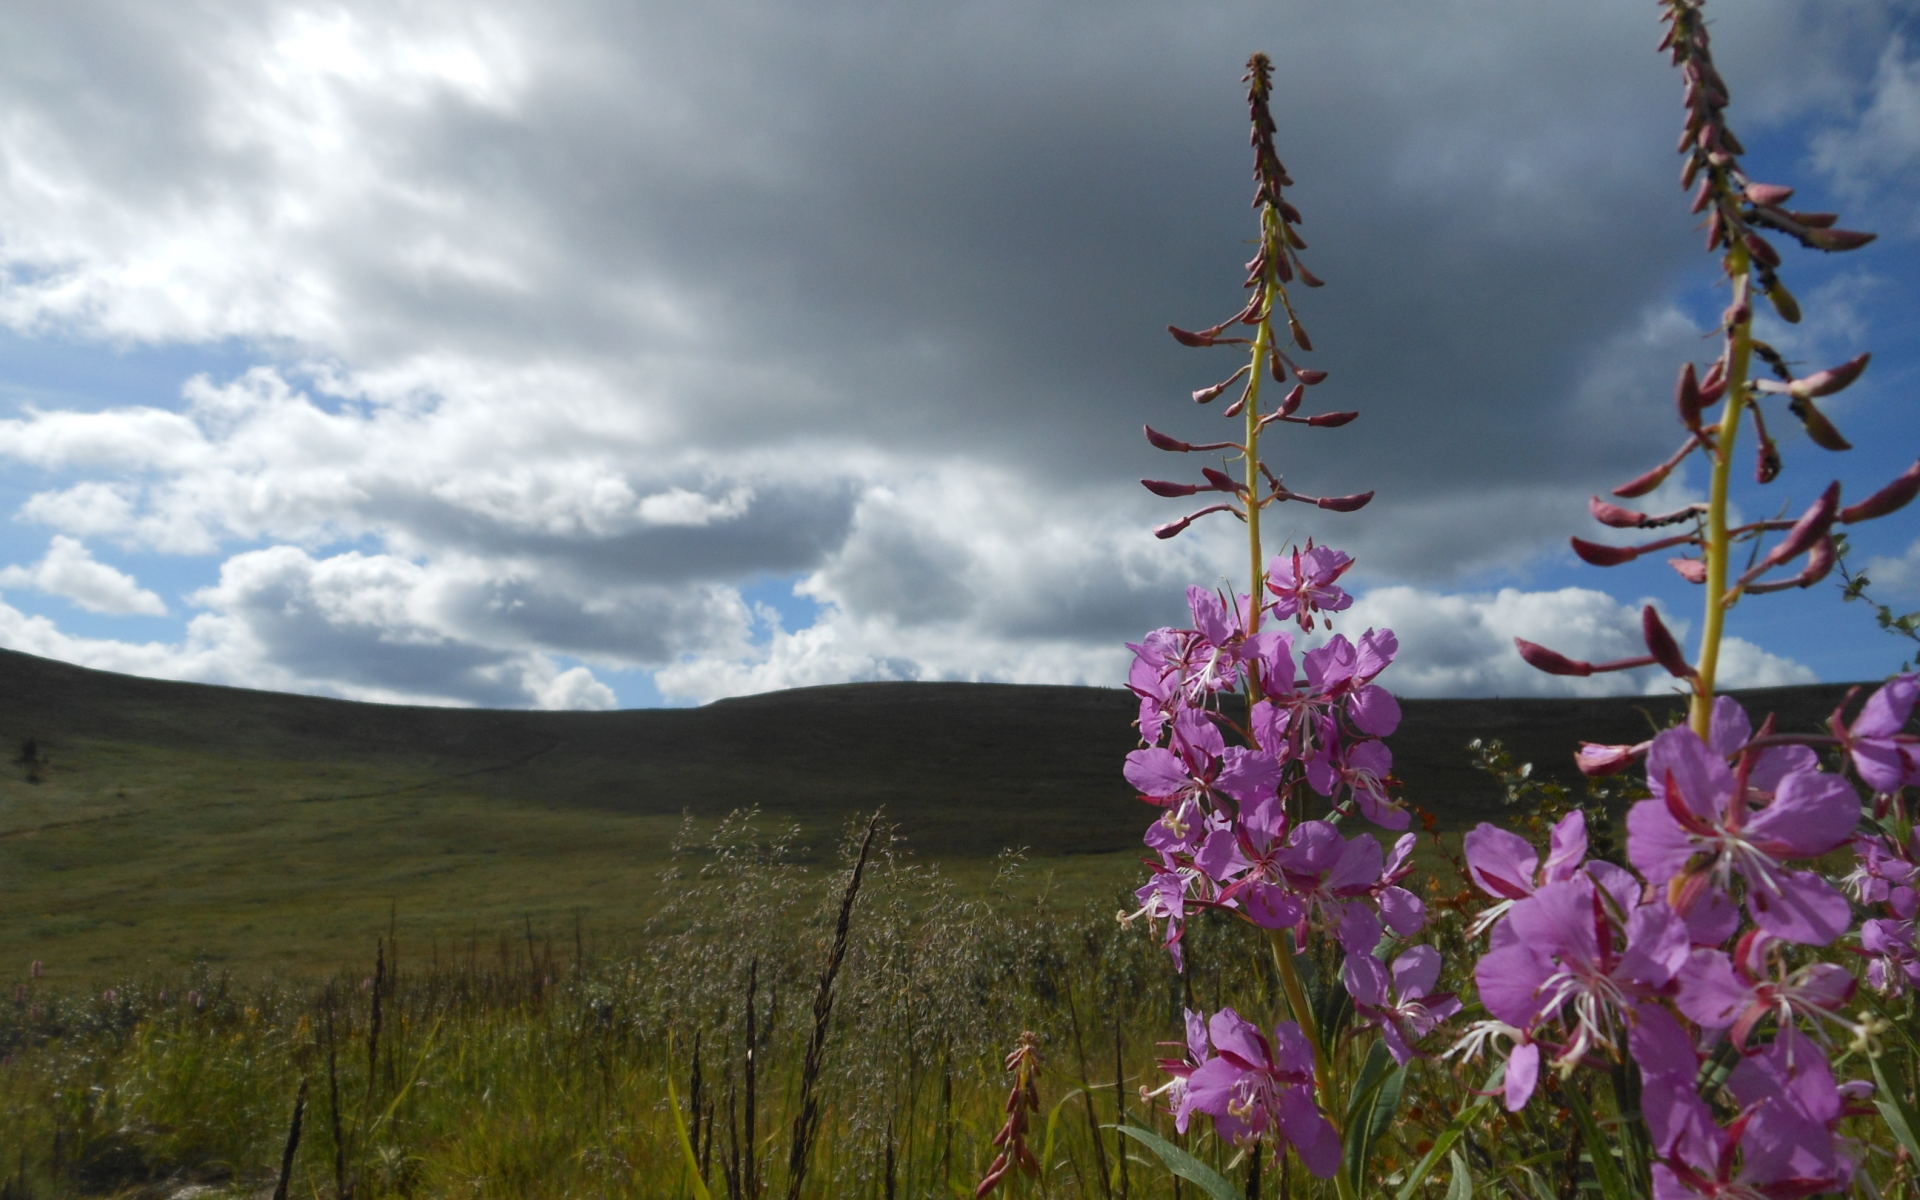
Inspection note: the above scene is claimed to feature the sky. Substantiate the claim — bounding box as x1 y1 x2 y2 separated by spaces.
1 0 1918 710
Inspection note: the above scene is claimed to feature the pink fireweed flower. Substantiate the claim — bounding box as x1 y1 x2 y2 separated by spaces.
1842 830 1916 911
1463 810 1590 936
1124 709 1282 811
1343 944 1461 1064
1443 1020 1539 1113
1265 542 1355 631
1184 1008 1342 1177
1474 878 1691 1096
1647 1028 1857 1200
1123 857 1207 972
1306 733 1408 829
1836 673 1920 793
1861 916 1920 995
1145 1009 1213 1134
1626 715 1860 945
1274 820 1392 954
1674 930 1858 1048
1199 794 1307 930
1250 628 1398 763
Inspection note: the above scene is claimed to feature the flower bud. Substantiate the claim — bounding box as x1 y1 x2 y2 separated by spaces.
1675 362 1703 430
1192 364 1253 404
1169 325 1212 348
1745 182 1795 206
1785 210 1837 229
1641 605 1696 678
1144 425 1191 452
1289 317 1313 352
1743 233 1781 268
1840 460 1920 524
1760 278 1800 324
1689 178 1713 214
1296 263 1325 288
1590 497 1649 528
1577 741 1648 777
1613 460 1677 499
1295 368 1328 386
1200 467 1243 494
1307 411 1359 428
1515 638 1593 677
1314 491 1374 512
1746 535 1837 594
1803 227 1877 252
1278 383 1306 417
1668 556 1707 584
1787 396 1852 451
1571 537 1639 567
1142 479 1200 498
1787 352 1870 399
1758 481 1840 570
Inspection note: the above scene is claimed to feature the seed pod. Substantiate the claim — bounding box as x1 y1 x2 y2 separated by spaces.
1840 459 1920 524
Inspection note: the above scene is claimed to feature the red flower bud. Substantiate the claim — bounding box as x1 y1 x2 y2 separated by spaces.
1315 491 1374 513
1572 537 1640 567
1785 210 1837 229
1590 497 1649 528
1745 182 1795 206
1613 460 1677 499
1306 411 1359 428
1642 605 1696 678
1278 383 1306 417
1787 396 1852 452
1288 317 1313 352
1669 557 1708 584
1803 227 1877 252
1746 535 1837 594
1841 460 1920 524
1294 369 1328 386
1577 741 1649 777
1758 482 1840 570
1515 638 1594 677
1200 467 1244 494
1192 364 1252 404
1743 233 1781 268
1675 361 1704 430
1787 352 1869 399
1144 425 1191 452
1142 479 1201 498
1296 263 1325 288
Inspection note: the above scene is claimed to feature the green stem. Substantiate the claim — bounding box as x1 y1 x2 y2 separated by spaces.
1267 930 1341 1134
1692 246 1753 738
1245 209 1278 633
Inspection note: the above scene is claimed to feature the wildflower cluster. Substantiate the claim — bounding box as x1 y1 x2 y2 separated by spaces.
1121 53 1456 1189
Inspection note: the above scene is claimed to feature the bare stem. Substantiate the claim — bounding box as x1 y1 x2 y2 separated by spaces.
1693 246 1754 737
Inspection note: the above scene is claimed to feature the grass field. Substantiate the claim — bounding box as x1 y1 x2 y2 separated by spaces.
0 647 1863 981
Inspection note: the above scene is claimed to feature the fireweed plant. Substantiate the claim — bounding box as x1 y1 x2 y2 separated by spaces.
1113 52 1441 1200
1112 11 1920 1200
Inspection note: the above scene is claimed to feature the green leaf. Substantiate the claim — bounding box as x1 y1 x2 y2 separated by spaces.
664 1032 714 1200
1394 1070 1495 1200
1108 1124 1240 1200
1343 1042 1408 1194
1871 1056 1920 1161
1445 1148 1473 1200
1562 1081 1631 1200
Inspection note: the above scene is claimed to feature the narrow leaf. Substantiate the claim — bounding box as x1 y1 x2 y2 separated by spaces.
1109 1125 1240 1200
1446 1148 1473 1200
1562 1083 1631 1200
1394 1077 1495 1200
1871 1057 1920 1161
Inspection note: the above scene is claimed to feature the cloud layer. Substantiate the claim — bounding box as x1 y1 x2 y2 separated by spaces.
0 0 1908 706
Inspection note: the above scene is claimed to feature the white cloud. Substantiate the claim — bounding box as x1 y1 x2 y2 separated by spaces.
0 535 166 615
0 0 1887 707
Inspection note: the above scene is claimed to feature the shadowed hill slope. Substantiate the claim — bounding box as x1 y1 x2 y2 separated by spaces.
0 646 1867 849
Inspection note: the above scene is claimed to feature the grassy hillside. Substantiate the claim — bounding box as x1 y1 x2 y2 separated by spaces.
0 647 1863 979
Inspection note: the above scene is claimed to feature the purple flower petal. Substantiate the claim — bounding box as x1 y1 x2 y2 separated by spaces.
1391 944 1443 999
1674 949 1747 1029
1275 1087 1342 1178
1746 769 1860 859
1544 811 1589 882
1854 674 1918 739
1124 747 1191 799
1476 942 1553 1027
1377 885 1427 936
1626 799 1696 887
1244 882 1304 930
1465 824 1539 900
1206 1008 1268 1070
1646 726 1735 820
1503 1042 1539 1112
1348 685 1401 736
1746 867 1853 945
1343 952 1390 1007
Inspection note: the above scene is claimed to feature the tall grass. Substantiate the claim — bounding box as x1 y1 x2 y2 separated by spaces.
2 809 1909 1198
